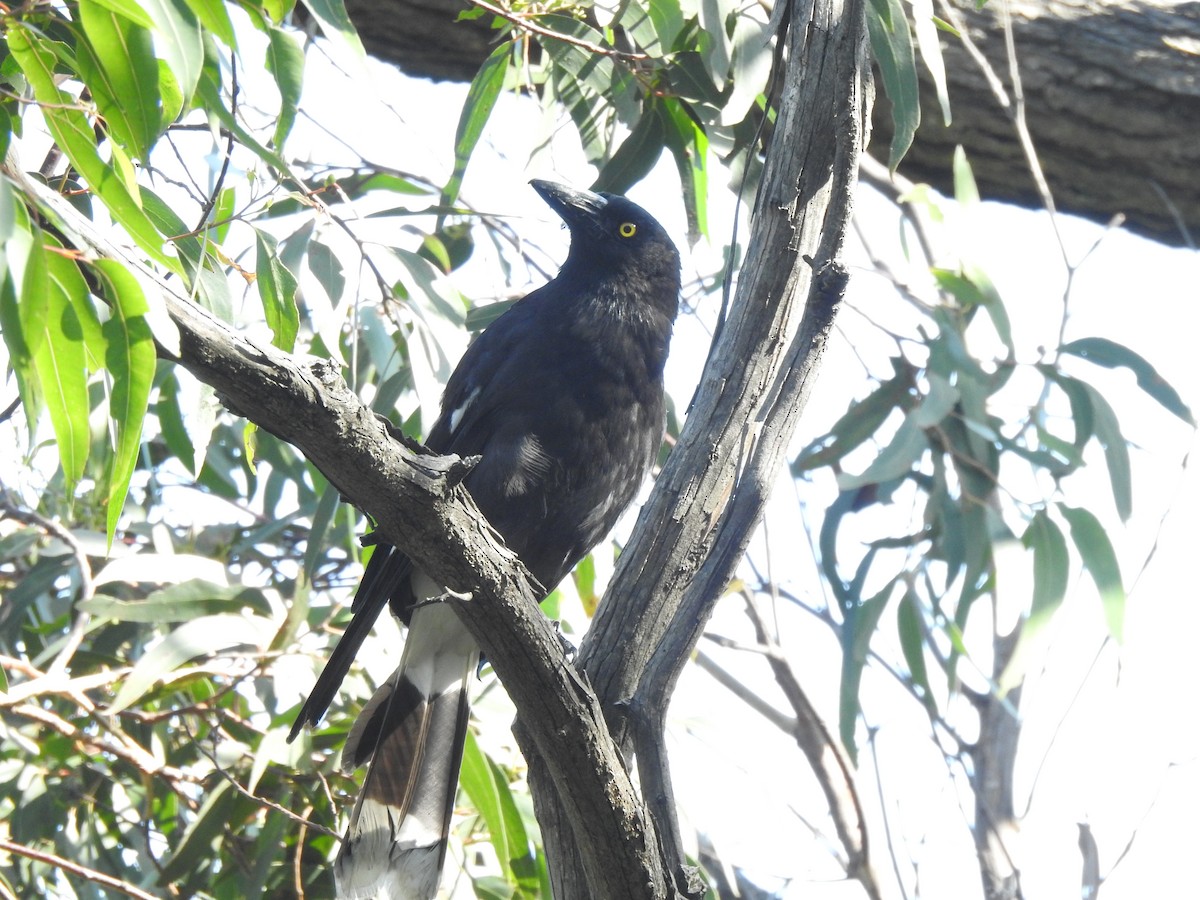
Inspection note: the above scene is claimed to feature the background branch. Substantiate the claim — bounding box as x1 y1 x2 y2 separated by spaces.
5 166 672 900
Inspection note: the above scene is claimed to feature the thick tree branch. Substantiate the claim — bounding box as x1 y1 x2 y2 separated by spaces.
338 0 1200 247
4 166 671 900
520 0 881 895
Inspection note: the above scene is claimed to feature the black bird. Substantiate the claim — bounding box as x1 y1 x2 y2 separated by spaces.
288 180 681 899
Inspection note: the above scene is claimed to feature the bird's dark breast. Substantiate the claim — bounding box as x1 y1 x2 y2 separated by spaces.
465 339 664 593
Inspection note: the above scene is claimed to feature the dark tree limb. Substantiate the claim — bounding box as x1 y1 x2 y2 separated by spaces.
338 0 1200 247
4 166 673 900
520 0 880 894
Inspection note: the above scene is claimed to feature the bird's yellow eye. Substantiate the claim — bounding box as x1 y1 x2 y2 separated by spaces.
618 222 637 238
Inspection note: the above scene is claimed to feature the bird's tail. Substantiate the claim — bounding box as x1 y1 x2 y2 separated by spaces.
334 597 479 900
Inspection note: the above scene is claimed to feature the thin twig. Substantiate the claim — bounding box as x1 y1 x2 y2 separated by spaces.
866 726 911 900
693 649 795 733
8 703 198 787
468 0 650 61
0 501 95 675
0 839 161 900
294 802 314 898
741 593 883 900
185 717 341 839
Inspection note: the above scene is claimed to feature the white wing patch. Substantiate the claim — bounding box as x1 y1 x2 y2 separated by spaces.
448 386 481 436
503 434 555 497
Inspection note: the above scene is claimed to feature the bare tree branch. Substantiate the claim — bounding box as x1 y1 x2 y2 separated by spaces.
0 839 162 900
3 164 674 900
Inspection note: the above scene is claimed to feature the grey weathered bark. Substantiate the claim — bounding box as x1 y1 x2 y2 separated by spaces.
4 167 675 900
517 0 880 894
337 0 1200 247
972 639 1025 900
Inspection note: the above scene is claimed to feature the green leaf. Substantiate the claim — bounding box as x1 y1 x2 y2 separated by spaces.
181 0 236 47
998 514 1069 694
302 483 341 578
107 613 277 713
140 186 203 281
209 184 237 244
952 144 980 206
460 730 539 893
440 43 510 218
1061 336 1194 425
466 298 516 333
839 568 895 762
1083 384 1132 521
662 97 708 242
80 580 272 622
94 259 156 549
647 0 685 51
1023 509 1069 630
593 97 668 197
33 235 91 490
897 589 936 714
913 372 960 427
156 369 196 472
931 263 1013 358
300 0 366 61
86 0 155 28
911 0 951 123
254 230 300 352
307 237 346 304
866 0 920 167
45 238 103 368
140 0 204 106
838 411 928 490
266 26 305 150
538 14 631 162
6 194 50 362
159 779 235 883
78 0 163 158
724 12 774 126
1058 504 1126 641
247 726 303 794
7 25 174 269
794 360 914 472
1037 366 1094 462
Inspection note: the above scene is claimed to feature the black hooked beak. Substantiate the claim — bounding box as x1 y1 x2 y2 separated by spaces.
530 180 609 233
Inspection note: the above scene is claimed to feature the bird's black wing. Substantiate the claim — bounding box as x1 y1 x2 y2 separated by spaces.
287 289 551 738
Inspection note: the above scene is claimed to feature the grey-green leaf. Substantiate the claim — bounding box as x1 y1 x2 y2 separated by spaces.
254 229 300 352
266 25 305 150
1062 336 1194 425
440 43 510 217
1083 384 1133 521
866 0 920 167
1058 504 1125 641
838 411 928 490
95 259 156 549
107 614 277 713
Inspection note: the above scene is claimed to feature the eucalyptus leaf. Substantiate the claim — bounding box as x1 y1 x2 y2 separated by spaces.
107 614 277 714
1062 336 1194 425
1058 504 1125 641
866 0 920 167
94 259 156 549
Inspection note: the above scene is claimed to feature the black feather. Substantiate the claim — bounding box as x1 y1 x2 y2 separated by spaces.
292 180 681 899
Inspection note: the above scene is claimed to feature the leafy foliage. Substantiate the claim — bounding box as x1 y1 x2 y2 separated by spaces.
0 0 1188 898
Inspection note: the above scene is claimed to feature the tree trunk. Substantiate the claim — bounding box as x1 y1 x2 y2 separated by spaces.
521 0 876 892
335 0 1200 247
875 0 1200 247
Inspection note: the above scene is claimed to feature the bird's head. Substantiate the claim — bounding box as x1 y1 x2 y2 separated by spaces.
530 180 681 312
